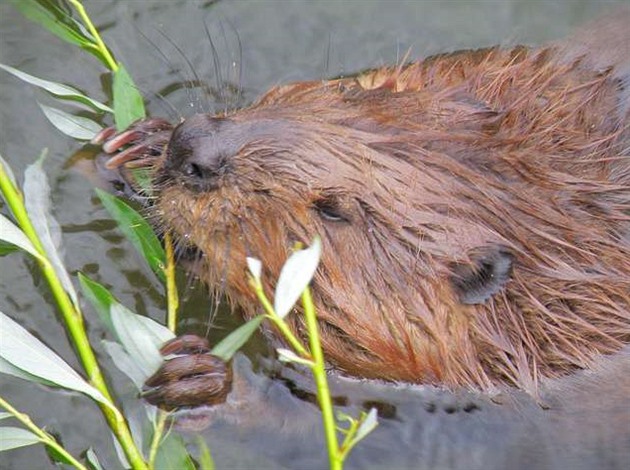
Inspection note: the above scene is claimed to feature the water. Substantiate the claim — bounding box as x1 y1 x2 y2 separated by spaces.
0 1 627 468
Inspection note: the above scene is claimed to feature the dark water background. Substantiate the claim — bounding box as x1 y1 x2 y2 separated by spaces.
1 1 627 468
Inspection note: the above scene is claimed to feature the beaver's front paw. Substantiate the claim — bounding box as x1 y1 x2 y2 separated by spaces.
93 117 173 169
93 117 173 199
142 335 233 410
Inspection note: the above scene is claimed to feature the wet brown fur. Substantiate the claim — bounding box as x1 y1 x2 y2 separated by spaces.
153 16 630 395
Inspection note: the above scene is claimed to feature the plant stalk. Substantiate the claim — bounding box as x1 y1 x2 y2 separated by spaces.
164 232 179 332
250 278 309 357
301 286 341 470
0 162 147 470
0 395 88 470
147 411 169 469
66 0 118 72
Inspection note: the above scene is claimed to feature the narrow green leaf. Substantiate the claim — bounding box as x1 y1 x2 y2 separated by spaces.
274 237 322 318
0 356 57 388
276 348 314 366
0 153 17 188
79 272 173 381
86 448 104 470
111 432 130 469
39 103 102 140
110 304 173 379
125 406 146 462
154 433 195 470
196 437 215 470
0 311 113 411
46 443 75 466
10 0 91 49
353 408 378 444
0 214 46 263
0 427 41 452
78 273 117 339
0 64 112 113
210 315 265 361
24 155 80 308
128 167 155 196
246 257 262 280
102 340 146 390
9 0 112 68
95 189 165 281
0 413 13 421
113 64 146 131
0 241 21 257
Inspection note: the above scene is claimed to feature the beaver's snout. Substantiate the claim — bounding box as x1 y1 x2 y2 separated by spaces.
164 114 240 191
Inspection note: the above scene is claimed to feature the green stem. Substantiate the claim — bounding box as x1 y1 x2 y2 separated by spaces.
0 162 147 470
301 286 341 470
0 396 88 470
147 235 178 468
338 417 360 460
164 232 179 332
147 411 169 469
66 0 118 72
250 278 309 357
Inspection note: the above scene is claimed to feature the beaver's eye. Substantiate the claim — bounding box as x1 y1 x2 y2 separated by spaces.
313 196 350 223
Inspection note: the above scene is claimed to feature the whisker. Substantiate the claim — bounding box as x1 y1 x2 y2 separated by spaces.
223 16 245 109
156 28 211 114
134 27 193 119
203 20 226 114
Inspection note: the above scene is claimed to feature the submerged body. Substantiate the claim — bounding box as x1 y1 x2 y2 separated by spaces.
99 11 630 397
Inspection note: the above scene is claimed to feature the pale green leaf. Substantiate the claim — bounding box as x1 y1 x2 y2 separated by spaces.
274 237 322 318
154 433 195 470
9 0 113 68
210 315 264 361
0 427 41 452
110 304 171 379
0 356 57 388
95 189 165 281
113 64 146 131
276 348 314 367
246 257 262 280
0 214 46 263
102 340 146 390
24 155 79 307
86 448 104 470
196 437 215 470
39 103 102 140
78 273 117 339
353 407 379 443
0 64 112 113
0 153 17 188
0 311 112 410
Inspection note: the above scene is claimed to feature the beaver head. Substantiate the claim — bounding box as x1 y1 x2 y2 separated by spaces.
144 43 630 394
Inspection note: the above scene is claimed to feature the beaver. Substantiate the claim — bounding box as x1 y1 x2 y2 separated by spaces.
96 9 630 406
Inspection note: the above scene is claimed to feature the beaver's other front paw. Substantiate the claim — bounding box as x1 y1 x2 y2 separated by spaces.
93 117 173 199
142 335 233 410
93 117 173 169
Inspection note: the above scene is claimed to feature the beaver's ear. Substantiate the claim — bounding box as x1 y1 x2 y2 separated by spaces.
449 244 514 305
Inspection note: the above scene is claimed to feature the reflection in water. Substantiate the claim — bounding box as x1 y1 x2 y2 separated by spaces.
168 350 630 470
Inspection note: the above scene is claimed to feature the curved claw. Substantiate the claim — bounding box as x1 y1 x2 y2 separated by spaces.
100 118 173 154
91 126 118 145
103 131 171 169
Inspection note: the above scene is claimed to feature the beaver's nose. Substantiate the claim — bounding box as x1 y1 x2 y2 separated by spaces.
164 114 237 189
